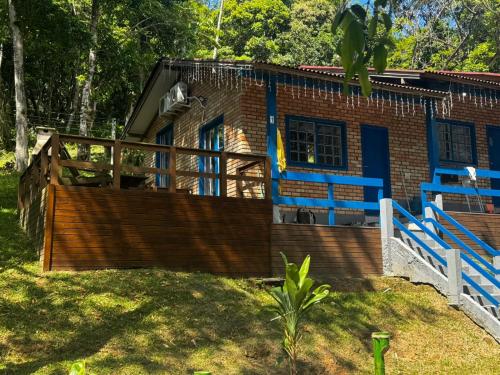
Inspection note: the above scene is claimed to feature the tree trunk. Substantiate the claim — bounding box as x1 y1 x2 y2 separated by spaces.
78 0 99 160
66 76 80 133
8 0 29 172
0 43 4 86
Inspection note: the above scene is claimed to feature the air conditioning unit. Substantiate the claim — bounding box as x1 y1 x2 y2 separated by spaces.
159 92 172 116
159 82 189 116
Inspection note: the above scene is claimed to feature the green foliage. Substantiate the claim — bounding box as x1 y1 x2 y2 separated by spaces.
0 150 15 171
273 0 342 66
269 253 330 375
0 0 498 152
388 0 499 72
217 0 291 61
333 1 395 96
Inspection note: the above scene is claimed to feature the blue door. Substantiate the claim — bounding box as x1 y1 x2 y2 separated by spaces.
361 125 391 211
199 116 224 196
487 126 500 208
156 125 173 187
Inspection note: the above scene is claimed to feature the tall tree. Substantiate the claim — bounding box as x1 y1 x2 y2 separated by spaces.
389 0 499 72
78 0 99 160
275 0 342 66
7 0 28 171
216 0 291 61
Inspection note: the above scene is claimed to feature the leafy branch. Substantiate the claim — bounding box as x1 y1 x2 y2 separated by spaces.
333 0 396 96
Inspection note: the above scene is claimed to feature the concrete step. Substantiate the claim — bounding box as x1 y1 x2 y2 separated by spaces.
464 283 499 295
466 274 491 285
467 293 500 303
461 263 482 276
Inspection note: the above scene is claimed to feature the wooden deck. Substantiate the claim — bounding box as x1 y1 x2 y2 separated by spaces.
19 134 384 277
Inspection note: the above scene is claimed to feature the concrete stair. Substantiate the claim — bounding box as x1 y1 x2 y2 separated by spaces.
399 226 500 322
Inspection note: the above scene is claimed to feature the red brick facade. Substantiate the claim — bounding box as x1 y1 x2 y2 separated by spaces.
141 72 499 217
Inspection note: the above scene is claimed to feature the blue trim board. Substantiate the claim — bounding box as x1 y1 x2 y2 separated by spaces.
486 125 500 207
425 99 438 178
266 74 280 199
284 115 348 171
421 182 500 197
280 171 383 187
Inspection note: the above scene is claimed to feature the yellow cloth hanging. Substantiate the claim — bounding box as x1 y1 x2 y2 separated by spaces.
277 128 287 173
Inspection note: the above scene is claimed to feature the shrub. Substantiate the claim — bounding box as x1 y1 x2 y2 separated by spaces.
269 253 330 375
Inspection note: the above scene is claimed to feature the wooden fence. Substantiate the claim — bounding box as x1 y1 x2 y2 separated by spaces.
18 133 272 209
19 133 386 277
43 185 272 274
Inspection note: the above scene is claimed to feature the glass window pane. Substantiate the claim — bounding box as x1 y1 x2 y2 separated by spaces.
438 122 473 163
317 124 342 166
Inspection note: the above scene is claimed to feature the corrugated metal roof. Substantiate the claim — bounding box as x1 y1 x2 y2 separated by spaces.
299 65 500 87
297 66 446 97
421 71 500 88
164 59 448 97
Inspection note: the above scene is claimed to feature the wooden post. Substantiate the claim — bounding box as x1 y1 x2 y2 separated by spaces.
113 140 121 189
50 134 60 185
219 151 227 197
168 146 177 193
18 176 24 210
264 157 271 200
40 148 49 188
42 184 56 272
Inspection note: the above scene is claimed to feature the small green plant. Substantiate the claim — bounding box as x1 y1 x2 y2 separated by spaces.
69 361 86 375
269 253 330 375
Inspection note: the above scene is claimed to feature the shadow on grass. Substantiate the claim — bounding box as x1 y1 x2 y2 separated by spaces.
0 171 447 374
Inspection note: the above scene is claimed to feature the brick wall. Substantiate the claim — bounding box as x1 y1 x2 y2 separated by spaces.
139 74 499 214
144 77 245 196
275 83 428 206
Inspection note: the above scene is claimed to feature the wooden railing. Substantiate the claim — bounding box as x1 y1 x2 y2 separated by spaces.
18 133 272 208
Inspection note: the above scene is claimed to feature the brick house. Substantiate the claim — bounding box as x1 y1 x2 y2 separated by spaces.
18 59 500 339
122 59 500 223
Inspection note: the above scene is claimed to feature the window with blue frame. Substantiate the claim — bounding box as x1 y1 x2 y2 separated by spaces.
437 120 476 165
155 124 173 187
286 116 347 169
199 115 224 196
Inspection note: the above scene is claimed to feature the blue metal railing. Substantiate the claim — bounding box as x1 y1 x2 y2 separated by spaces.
423 216 499 278
393 200 499 307
421 167 500 213
273 171 384 225
425 202 500 258
432 167 500 184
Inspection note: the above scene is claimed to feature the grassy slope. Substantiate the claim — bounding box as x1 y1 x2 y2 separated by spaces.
0 171 499 374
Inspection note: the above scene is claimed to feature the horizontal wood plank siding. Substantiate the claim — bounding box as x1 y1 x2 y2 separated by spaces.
271 224 382 277
441 211 500 257
49 186 272 276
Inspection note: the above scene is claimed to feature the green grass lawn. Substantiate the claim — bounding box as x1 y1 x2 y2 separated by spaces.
0 170 499 374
